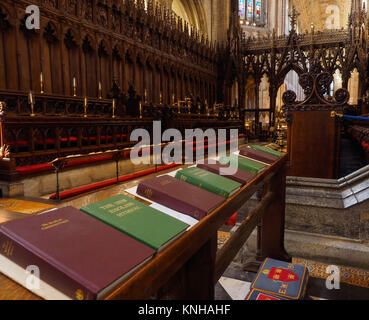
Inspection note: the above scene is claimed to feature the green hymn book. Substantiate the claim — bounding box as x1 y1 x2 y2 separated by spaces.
250 145 284 157
175 167 242 198
80 195 189 251
219 155 266 175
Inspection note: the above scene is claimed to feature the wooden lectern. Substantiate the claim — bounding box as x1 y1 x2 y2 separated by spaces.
282 61 349 179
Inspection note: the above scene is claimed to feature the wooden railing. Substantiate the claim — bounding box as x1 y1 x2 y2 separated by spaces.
0 154 290 300
105 155 290 299
0 91 115 117
0 116 153 166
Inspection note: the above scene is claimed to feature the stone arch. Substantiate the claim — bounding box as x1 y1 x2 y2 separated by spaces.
245 75 256 111
171 0 208 35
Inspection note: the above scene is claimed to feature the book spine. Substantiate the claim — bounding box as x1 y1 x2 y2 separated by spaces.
137 184 207 220
176 172 229 198
0 230 97 300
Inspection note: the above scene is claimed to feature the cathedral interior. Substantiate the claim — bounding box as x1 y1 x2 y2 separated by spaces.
0 0 368 301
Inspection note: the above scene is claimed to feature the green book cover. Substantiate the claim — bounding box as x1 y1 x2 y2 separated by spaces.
80 194 189 251
175 167 241 198
250 145 284 157
219 155 266 175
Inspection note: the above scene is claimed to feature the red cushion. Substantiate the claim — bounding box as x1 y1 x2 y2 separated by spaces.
225 213 237 226
49 163 180 200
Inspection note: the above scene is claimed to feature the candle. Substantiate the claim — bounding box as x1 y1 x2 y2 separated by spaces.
73 77 77 87
112 99 116 118
29 91 35 117
29 91 33 104
98 82 102 99
84 97 88 118
144 89 148 103
40 72 43 83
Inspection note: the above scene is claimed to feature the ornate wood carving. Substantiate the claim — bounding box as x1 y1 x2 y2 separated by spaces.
282 59 350 112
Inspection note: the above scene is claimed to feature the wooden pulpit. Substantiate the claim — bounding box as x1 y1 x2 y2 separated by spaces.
282 62 349 179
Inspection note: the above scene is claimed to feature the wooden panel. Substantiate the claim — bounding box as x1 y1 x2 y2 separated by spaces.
288 110 339 179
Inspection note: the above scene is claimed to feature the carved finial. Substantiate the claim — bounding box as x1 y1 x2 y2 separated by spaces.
288 6 300 32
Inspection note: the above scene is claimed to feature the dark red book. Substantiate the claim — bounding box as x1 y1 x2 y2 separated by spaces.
239 148 279 164
0 207 155 300
197 161 256 185
137 175 225 220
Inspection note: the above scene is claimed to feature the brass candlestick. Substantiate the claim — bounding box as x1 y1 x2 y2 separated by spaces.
73 78 77 97
139 101 143 119
172 94 175 106
40 73 44 94
84 97 88 118
29 91 35 117
160 92 163 105
112 99 116 119
205 100 210 117
186 98 191 115
177 102 181 114
144 90 148 104
245 120 251 132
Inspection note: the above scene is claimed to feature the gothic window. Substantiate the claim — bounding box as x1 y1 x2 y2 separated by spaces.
239 0 265 26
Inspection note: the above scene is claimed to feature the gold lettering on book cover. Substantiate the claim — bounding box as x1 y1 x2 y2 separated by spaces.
144 189 153 199
100 204 114 210
41 219 69 230
2 241 14 257
76 289 84 300
159 180 173 187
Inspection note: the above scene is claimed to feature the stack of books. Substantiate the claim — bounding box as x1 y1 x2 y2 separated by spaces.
246 258 310 300
134 144 285 222
0 195 189 300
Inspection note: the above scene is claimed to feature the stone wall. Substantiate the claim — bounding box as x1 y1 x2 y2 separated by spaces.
234 165 369 269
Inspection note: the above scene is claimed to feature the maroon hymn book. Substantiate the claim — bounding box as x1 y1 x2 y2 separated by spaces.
137 175 225 220
197 161 256 185
0 207 155 300
239 148 279 164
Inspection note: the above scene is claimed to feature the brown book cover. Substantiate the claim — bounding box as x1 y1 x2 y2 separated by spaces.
137 175 225 220
239 148 279 164
197 161 256 185
0 207 155 300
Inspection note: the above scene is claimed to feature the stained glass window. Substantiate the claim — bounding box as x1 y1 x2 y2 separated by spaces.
239 0 264 26
247 0 253 20
239 0 246 20
255 0 261 20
